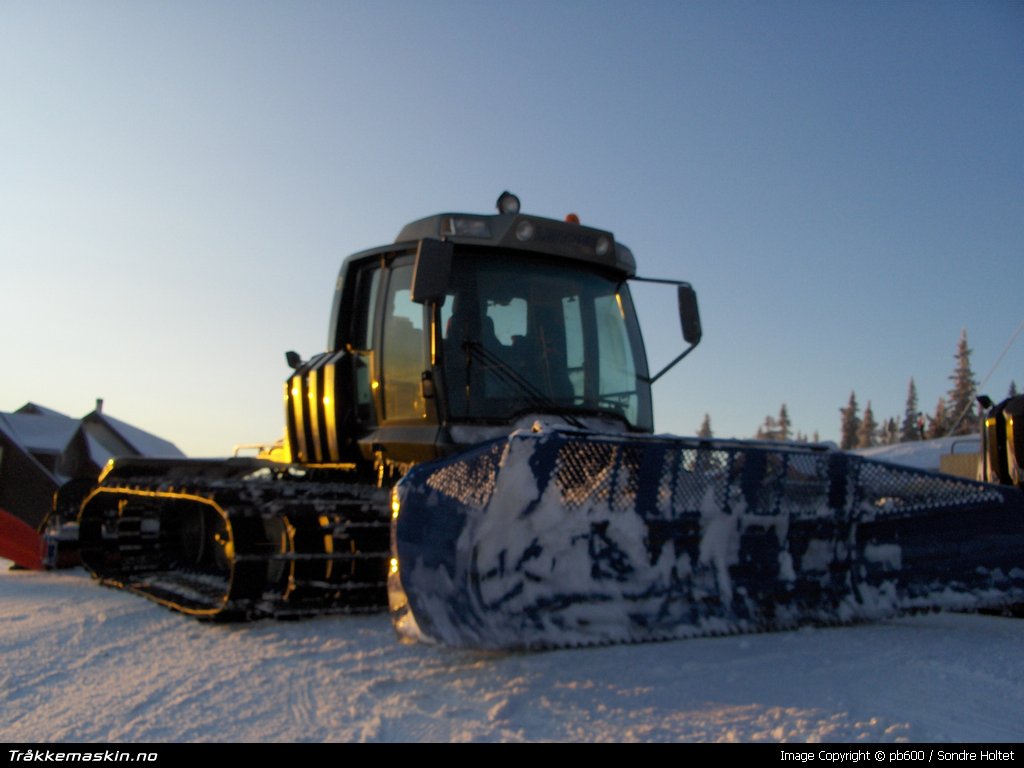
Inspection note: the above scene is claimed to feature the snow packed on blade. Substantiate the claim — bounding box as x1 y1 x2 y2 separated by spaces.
389 425 1024 651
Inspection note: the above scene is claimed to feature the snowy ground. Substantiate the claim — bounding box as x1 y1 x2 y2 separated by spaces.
856 435 982 473
2 559 1023 744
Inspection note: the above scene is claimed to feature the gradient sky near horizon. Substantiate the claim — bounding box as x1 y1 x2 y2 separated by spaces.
2 1 1022 457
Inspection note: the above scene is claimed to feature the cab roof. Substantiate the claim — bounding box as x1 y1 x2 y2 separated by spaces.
395 209 636 278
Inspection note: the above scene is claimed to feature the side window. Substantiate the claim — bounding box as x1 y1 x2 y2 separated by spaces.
352 268 379 351
381 263 427 421
352 268 380 420
595 292 638 421
562 296 584 400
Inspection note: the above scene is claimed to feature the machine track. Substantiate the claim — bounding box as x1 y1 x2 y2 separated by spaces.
76 458 391 620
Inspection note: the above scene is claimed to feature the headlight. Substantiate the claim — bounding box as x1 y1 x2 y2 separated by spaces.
515 219 535 242
442 216 491 238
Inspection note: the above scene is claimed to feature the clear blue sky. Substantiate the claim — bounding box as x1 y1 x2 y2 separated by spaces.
2 1 1021 456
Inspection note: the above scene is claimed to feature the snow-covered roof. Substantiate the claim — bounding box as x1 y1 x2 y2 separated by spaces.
89 412 184 458
14 402 74 419
1 402 185 469
0 409 79 454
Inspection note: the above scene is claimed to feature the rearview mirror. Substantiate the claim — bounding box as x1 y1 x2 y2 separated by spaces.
638 278 702 385
677 284 702 346
411 238 453 304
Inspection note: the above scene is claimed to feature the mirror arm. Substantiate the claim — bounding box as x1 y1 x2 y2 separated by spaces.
642 344 698 386
631 276 703 385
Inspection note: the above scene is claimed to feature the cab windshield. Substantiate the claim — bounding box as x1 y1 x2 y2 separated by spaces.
440 252 652 430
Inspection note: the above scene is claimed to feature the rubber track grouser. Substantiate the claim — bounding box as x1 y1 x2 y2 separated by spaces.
77 458 390 620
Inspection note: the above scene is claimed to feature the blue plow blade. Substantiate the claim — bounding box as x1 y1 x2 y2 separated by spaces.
388 425 1024 651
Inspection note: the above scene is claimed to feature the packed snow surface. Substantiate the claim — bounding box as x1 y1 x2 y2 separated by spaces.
856 436 981 472
2 559 1023 743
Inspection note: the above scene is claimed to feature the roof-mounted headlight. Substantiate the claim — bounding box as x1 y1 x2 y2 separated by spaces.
442 216 491 238
496 191 521 215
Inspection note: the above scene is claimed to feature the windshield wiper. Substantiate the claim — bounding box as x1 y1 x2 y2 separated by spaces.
462 341 586 429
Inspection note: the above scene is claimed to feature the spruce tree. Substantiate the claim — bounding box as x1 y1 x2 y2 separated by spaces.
900 378 920 442
856 401 878 449
756 414 779 441
926 396 948 439
946 329 979 436
839 392 860 450
1010 381 1019 398
777 404 792 442
880 417 899 445
694 414 715 474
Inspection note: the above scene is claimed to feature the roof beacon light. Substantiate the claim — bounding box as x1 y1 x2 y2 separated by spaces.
496 191 521 215
565 213 580 224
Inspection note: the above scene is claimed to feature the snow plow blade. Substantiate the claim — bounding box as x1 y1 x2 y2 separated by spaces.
388 426 1024 650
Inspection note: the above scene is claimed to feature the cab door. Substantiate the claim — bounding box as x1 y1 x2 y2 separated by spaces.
361 256 442 465
379 260 429 422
